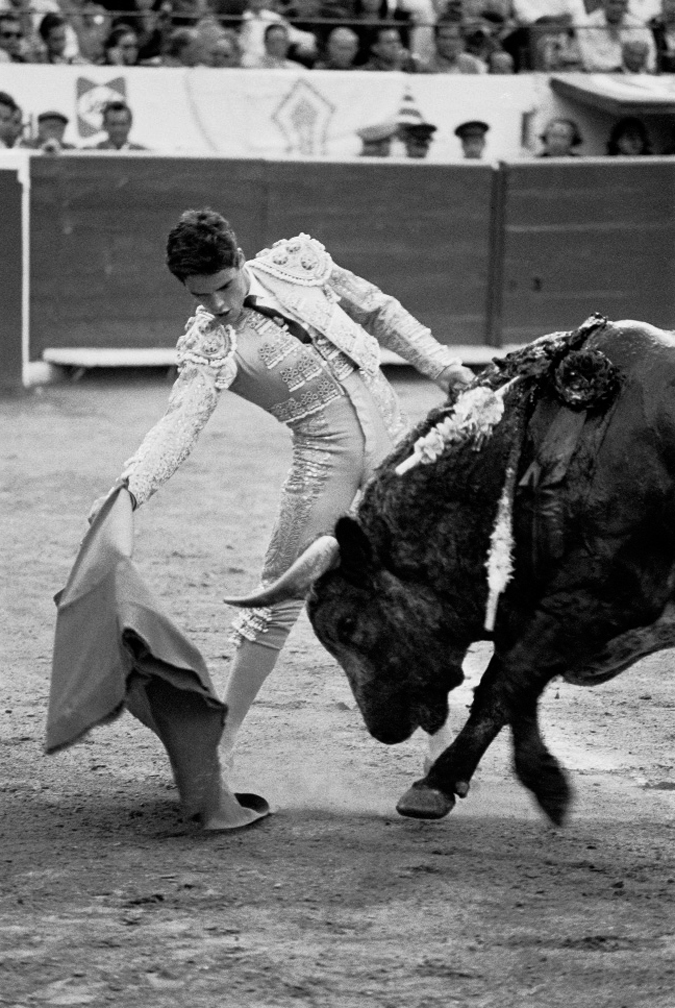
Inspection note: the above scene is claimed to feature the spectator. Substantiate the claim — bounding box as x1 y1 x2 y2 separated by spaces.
361 25 419 68
400 121 436 157
0 13 28 61
126 0 168 64
356 120 397 155
74 1 112 63
282 0 351 63
578 0 656 72
159 25 204 63
650 0 675 71
488 46 514 69
607 114 652 153
0 91 17 147
26 110 77 152
462 16 498 62
504 0 587 70
537 116 583 157
350 0 404 65
100 23 141 63
242 21 307 65
90 100 147 150
205 27 242 64
421 16 487 71
454 118 489 158
621 34 652 65
38 11 88 62
314 25 360 67
239 0 316 66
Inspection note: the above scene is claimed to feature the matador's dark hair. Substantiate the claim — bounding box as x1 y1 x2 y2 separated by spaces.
166 209 240 282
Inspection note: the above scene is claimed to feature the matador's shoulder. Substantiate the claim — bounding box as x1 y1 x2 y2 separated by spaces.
251 234 333 286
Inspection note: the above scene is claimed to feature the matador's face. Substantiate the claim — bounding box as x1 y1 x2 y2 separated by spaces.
184 251 249 325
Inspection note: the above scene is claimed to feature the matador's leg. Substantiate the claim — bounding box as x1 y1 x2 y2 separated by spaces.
220 397 373 766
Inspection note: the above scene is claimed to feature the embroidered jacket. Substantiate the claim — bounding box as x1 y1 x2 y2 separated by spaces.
121 234 461 507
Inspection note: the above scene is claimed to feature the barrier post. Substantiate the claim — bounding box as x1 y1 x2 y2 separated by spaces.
0 153 29 395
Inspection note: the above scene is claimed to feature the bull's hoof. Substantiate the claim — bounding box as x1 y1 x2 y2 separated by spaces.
396 784 455 820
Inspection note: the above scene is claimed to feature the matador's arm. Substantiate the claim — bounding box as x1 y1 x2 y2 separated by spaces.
117 311 237 509
326 261 473 389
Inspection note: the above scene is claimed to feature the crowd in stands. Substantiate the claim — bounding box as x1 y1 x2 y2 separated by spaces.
0 0 674 73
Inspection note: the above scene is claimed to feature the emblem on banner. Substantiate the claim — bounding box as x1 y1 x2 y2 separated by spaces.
272 79 335 157
76 77 127 138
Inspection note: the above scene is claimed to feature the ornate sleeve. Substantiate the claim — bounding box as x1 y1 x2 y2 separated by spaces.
120 312 238 508
326 261 461 382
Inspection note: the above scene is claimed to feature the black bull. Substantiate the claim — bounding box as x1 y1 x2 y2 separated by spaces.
224 317 675 825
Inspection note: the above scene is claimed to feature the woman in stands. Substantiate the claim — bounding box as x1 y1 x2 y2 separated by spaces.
607 116 652 156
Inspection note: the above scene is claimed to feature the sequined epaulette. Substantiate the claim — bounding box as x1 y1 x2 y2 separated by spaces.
252 234 333 287
176 308 237 388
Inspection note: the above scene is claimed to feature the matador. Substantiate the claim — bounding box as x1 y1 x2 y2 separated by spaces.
90 209 473 828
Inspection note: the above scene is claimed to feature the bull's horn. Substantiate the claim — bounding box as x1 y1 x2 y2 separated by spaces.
223 535 340 607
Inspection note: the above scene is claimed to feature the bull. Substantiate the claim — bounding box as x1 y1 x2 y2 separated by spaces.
224 316 675 826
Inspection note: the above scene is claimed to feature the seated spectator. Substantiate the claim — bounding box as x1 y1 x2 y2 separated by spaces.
421 16 487 71
38 12 89 62
621 35 652 65
0 90 18 147
74 1 112 63
361 25 419 69
400 121 436 157
282 0 352 63
488 46 514 69
242 20 307 65
88 100 147 150
537 116 583 157
25 110 77 152
0 13 28 61
125 0 168 64
504 0 587 71
314 25 360 67
349 0 410 65
462 16 498 62
356 119 397 155
205 26 242 64
607 114 652 153
650 0 675 71
454 118 489 157
159 25 204 63
100 24 141 63
578 0 656 72
239 0 317 66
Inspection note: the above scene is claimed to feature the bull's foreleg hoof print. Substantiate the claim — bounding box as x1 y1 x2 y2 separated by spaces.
396 783 456 820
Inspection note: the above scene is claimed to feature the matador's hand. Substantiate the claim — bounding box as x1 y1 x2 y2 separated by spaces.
435 364 475 394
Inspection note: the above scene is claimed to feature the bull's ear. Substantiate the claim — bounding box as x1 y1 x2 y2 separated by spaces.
335 516 373 586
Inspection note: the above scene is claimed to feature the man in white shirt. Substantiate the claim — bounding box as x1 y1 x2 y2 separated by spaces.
512 0 588 24
578 0 656 71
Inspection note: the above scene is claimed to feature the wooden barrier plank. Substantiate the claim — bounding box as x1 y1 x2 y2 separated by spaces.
500 159 675 342
265 162 494 346
30 157 268 357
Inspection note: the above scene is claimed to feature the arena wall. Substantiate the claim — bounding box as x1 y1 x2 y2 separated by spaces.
2 153 674 389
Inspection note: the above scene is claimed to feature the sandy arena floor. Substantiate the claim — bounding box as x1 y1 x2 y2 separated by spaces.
2 367 675 1008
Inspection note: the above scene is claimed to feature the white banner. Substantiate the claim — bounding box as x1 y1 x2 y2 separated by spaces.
0 65 545 161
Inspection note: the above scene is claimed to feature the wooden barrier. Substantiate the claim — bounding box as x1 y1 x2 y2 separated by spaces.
28 157 495 362
13 154 675 384
494 157 675 345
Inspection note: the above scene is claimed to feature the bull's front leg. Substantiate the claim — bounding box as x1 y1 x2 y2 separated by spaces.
397 655 508 820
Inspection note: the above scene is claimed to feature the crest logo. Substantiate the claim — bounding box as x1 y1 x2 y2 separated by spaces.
272 79 335 157
76 77 126 138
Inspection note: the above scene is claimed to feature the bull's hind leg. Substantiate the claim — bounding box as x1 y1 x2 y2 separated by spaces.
397 655 508 820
